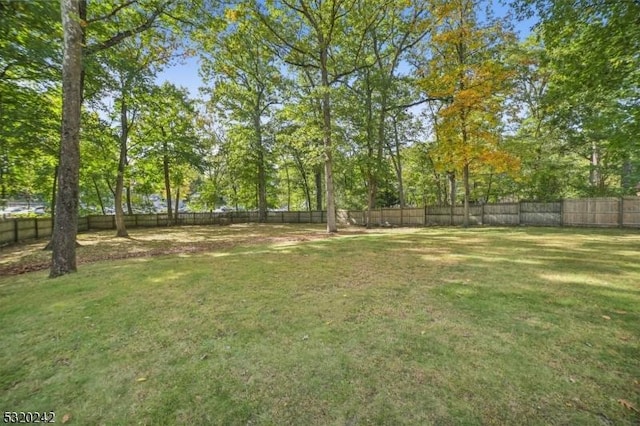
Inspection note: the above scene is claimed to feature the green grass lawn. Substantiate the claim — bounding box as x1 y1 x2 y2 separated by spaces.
1 225 639 425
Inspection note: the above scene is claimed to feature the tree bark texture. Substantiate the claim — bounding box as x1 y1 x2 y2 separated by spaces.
50 0 82 277
320 47 337 232
115 96 129 237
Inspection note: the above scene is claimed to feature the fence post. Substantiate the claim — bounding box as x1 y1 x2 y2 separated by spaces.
424 205 428 226
400 207 404 226
13 219 18 243
34 218 39 239
560 199 564 226
518 201 522 226
481 204 485 226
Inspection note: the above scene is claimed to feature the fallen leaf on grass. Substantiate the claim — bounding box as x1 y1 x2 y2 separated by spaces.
618 399 639 413
601 315 611 320
62 413 71 423
136 377 147 382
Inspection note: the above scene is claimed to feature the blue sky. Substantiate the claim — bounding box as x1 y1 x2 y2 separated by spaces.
155 1 538 98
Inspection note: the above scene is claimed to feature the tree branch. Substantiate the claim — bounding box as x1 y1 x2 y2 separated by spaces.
385 96 451 112
87 0 137 24
84 5 166 56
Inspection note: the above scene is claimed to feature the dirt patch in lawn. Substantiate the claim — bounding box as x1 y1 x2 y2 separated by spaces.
0 224 367 276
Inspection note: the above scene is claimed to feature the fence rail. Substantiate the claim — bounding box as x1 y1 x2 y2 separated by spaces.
2 198 639 246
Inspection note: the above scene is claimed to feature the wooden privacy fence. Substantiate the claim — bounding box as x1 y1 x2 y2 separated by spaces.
345 201 563 227
344 197 640 228
0 211 326 246
82 210 327 230
1 198 639 246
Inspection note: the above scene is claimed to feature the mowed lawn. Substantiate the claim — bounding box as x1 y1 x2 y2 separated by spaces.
1 225 639 425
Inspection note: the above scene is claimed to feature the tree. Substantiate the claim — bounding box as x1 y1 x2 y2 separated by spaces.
94 33 174 237
0 1 60 208
348 0 431 225
198 5 282 220
51 0 83 277
134 83 203 224
51 0 196 276
253 0 381 232
514 0 640 195
419 0 518 226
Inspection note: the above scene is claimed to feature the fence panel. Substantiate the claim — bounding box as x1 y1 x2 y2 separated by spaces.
468 206 483 225
520 202 562 226
403 208 425 225
381 209 402 225
299 211 314 224
123 215 137 228
366 210 381 225
88 215 114 230
77 217 89 232
266 211 282 223
17 219 37 240
483 203 519 225
622 197 640 227
36 218 53 239
426 205 452 225
0 220 14 245
564 198 619 227
282 211 299 223
339 210 364 225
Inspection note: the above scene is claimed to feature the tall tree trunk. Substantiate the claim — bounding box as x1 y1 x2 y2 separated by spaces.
463 163 470 228
365 81 376 228
50 0 82 277
114 96 129 238
621 158 634 194
174 186 180 222
314 165 322 211
126 184 133 215
320 50 337 232
93 176 105 215
284 162 291 210
484 173 493 204
448 171 456 226
390 116 405 208
374 83 388 210
163 148 172 225
590 140 599 191
254 111 267 222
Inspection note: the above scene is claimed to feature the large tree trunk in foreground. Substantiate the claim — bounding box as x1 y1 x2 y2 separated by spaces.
50 0 82 277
